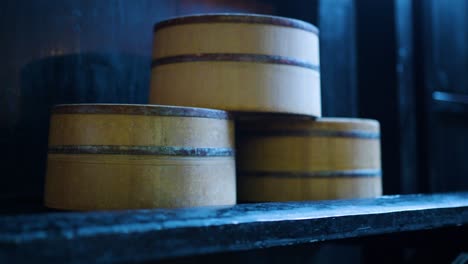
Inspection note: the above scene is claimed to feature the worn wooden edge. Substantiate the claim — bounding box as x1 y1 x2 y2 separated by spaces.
232 111 320 120
0 193 467 263
48 145 234 157
238 129 380 139
239 169 382 178
151 53 320 71
52 104 232 120
238 117 379 125
317 117 379 126
153 13 319 34
236 117 379 132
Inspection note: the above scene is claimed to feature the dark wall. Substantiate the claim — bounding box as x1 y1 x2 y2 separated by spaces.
356 0 401 194
353 0 468 194
319 0 358 117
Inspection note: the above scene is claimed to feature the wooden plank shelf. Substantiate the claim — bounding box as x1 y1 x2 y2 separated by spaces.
0 192 467 263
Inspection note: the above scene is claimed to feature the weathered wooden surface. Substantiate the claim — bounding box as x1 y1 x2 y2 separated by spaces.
0 192 467 263
45 104 236 210
237 117 382 202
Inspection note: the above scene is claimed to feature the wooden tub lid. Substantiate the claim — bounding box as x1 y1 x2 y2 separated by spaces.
153 13 319 34
52 104 232 120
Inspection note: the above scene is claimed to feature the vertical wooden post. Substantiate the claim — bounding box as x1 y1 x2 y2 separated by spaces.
319 0 358 117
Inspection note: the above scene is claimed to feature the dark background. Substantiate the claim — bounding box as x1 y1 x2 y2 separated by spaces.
0 0 467 263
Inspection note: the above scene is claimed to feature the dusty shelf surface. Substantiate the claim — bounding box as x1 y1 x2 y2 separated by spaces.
1 192 467 263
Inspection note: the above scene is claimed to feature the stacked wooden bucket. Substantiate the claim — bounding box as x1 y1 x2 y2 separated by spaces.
44 14 382 210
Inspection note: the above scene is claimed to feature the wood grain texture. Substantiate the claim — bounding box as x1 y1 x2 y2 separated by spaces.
46 154 235 210
48 114 233 148
239 177 382 202
2 192 468 263
152 14 319 64
237 117 382 202
150 14 321 116
150 61 321 116
45 104 236 210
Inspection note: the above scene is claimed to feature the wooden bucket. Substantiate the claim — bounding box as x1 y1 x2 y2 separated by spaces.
44 104 236 210
237 117 382 202
150 14 321 117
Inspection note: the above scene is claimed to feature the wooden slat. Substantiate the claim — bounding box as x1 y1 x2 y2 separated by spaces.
0 192 467 263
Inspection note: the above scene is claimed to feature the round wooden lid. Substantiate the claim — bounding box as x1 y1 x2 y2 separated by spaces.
153 13 319 34
52 104 232 120
238 117 380 138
